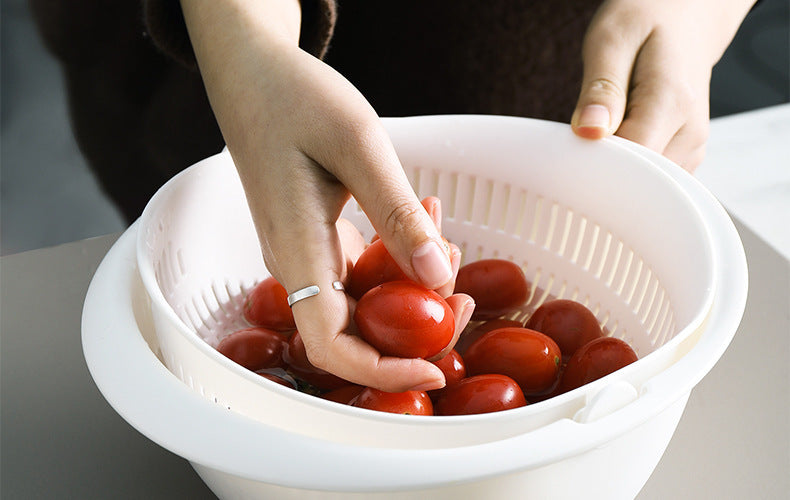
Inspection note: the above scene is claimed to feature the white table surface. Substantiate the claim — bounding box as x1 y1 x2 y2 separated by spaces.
2 106 788 499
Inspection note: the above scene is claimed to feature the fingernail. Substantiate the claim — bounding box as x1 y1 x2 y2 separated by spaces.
410 379 445 392
577 104 610 133
412 241 453 289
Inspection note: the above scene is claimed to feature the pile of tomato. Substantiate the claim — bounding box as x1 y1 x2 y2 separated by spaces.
215 210 638 417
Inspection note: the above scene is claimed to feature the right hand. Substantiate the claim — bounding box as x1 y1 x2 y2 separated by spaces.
181 0 475 392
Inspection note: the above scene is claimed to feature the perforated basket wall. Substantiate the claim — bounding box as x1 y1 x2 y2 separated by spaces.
137 116 715 448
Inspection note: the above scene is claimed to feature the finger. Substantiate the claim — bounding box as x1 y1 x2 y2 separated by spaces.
613 32 701 155
643 76 710 172
662 128 708 173
571 8 651 140
336 218 367 267
320 331 446 393
428 293 475 361
421 195 442 233
316 119 454 290
435 243 461 299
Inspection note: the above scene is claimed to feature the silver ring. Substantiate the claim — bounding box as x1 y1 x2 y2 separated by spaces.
287 281 345 307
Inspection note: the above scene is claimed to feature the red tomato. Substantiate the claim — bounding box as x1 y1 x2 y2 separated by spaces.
217 327 288 371
352 388 433 416
559 337 638 393
431 349 466 387
354 281 455 359
243 277 296 331
454 259 529 320
321 385 365 405
347 239 410 300
455 318 524 355
428 349 466 400
433 374 527 415
282 331 349 391
525 299 603 359
464 327 561 395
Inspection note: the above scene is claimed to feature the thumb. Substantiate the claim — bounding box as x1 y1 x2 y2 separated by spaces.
329 122 453 290
571 16 646 140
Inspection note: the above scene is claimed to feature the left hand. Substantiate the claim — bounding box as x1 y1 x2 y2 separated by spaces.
571 0 756 171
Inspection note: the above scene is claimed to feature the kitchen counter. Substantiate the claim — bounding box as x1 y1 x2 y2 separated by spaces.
2 105 788 499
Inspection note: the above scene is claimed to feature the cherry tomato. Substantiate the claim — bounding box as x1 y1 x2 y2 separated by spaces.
455 318 524 355
217 327 288 371
354 281 455 359
559 337 638 393
243 277 296 331
454 259 529 320
352 388 433 416
321 384 365 405
433 374 527 415
282 331 349 391
428 349 466 400
464 327 561 395
431 349 466 387
525 299 603 360
347 239 410 300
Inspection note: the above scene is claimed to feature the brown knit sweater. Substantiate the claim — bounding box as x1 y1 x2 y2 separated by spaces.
31 0 600 222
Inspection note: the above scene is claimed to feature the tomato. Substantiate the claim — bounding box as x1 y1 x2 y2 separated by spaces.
354 281 455 359
321 384 365 405
430 349 466 387
282 331 349 391
464 327 561 395
243 277 296 331
428 349 466 400
347 239 410 300
559 337 638 393
525 299 603 360
455 318 524 355
352 388 433 416
454 259 529 320
433 374 527 415
217 327 288 371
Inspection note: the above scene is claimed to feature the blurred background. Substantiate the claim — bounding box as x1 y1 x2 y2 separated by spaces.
1 0 788 255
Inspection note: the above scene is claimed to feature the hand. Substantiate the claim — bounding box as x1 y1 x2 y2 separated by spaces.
181 0 474 392
571 0 756 171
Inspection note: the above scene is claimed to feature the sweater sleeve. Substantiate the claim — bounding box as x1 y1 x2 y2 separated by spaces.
142 0 338 69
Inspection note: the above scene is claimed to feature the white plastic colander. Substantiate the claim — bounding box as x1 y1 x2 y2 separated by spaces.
108 115 747 498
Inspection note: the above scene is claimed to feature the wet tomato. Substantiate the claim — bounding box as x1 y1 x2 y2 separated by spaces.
217 327 288 371
559 337 638 393
243 277 296 331
433 374 527 415
282 331 349 391
354 281 455 359
352 388 433 415
455 318 524 355
431 349 466 387
321 384 365 405
347 239 410 300
428 349 466 399
454 259 529 320
464 327 561 395
525 299 603 359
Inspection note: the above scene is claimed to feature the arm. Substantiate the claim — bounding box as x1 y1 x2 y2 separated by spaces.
179 0 473 392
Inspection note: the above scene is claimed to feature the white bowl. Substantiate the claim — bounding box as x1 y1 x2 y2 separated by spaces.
83 116 747 499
